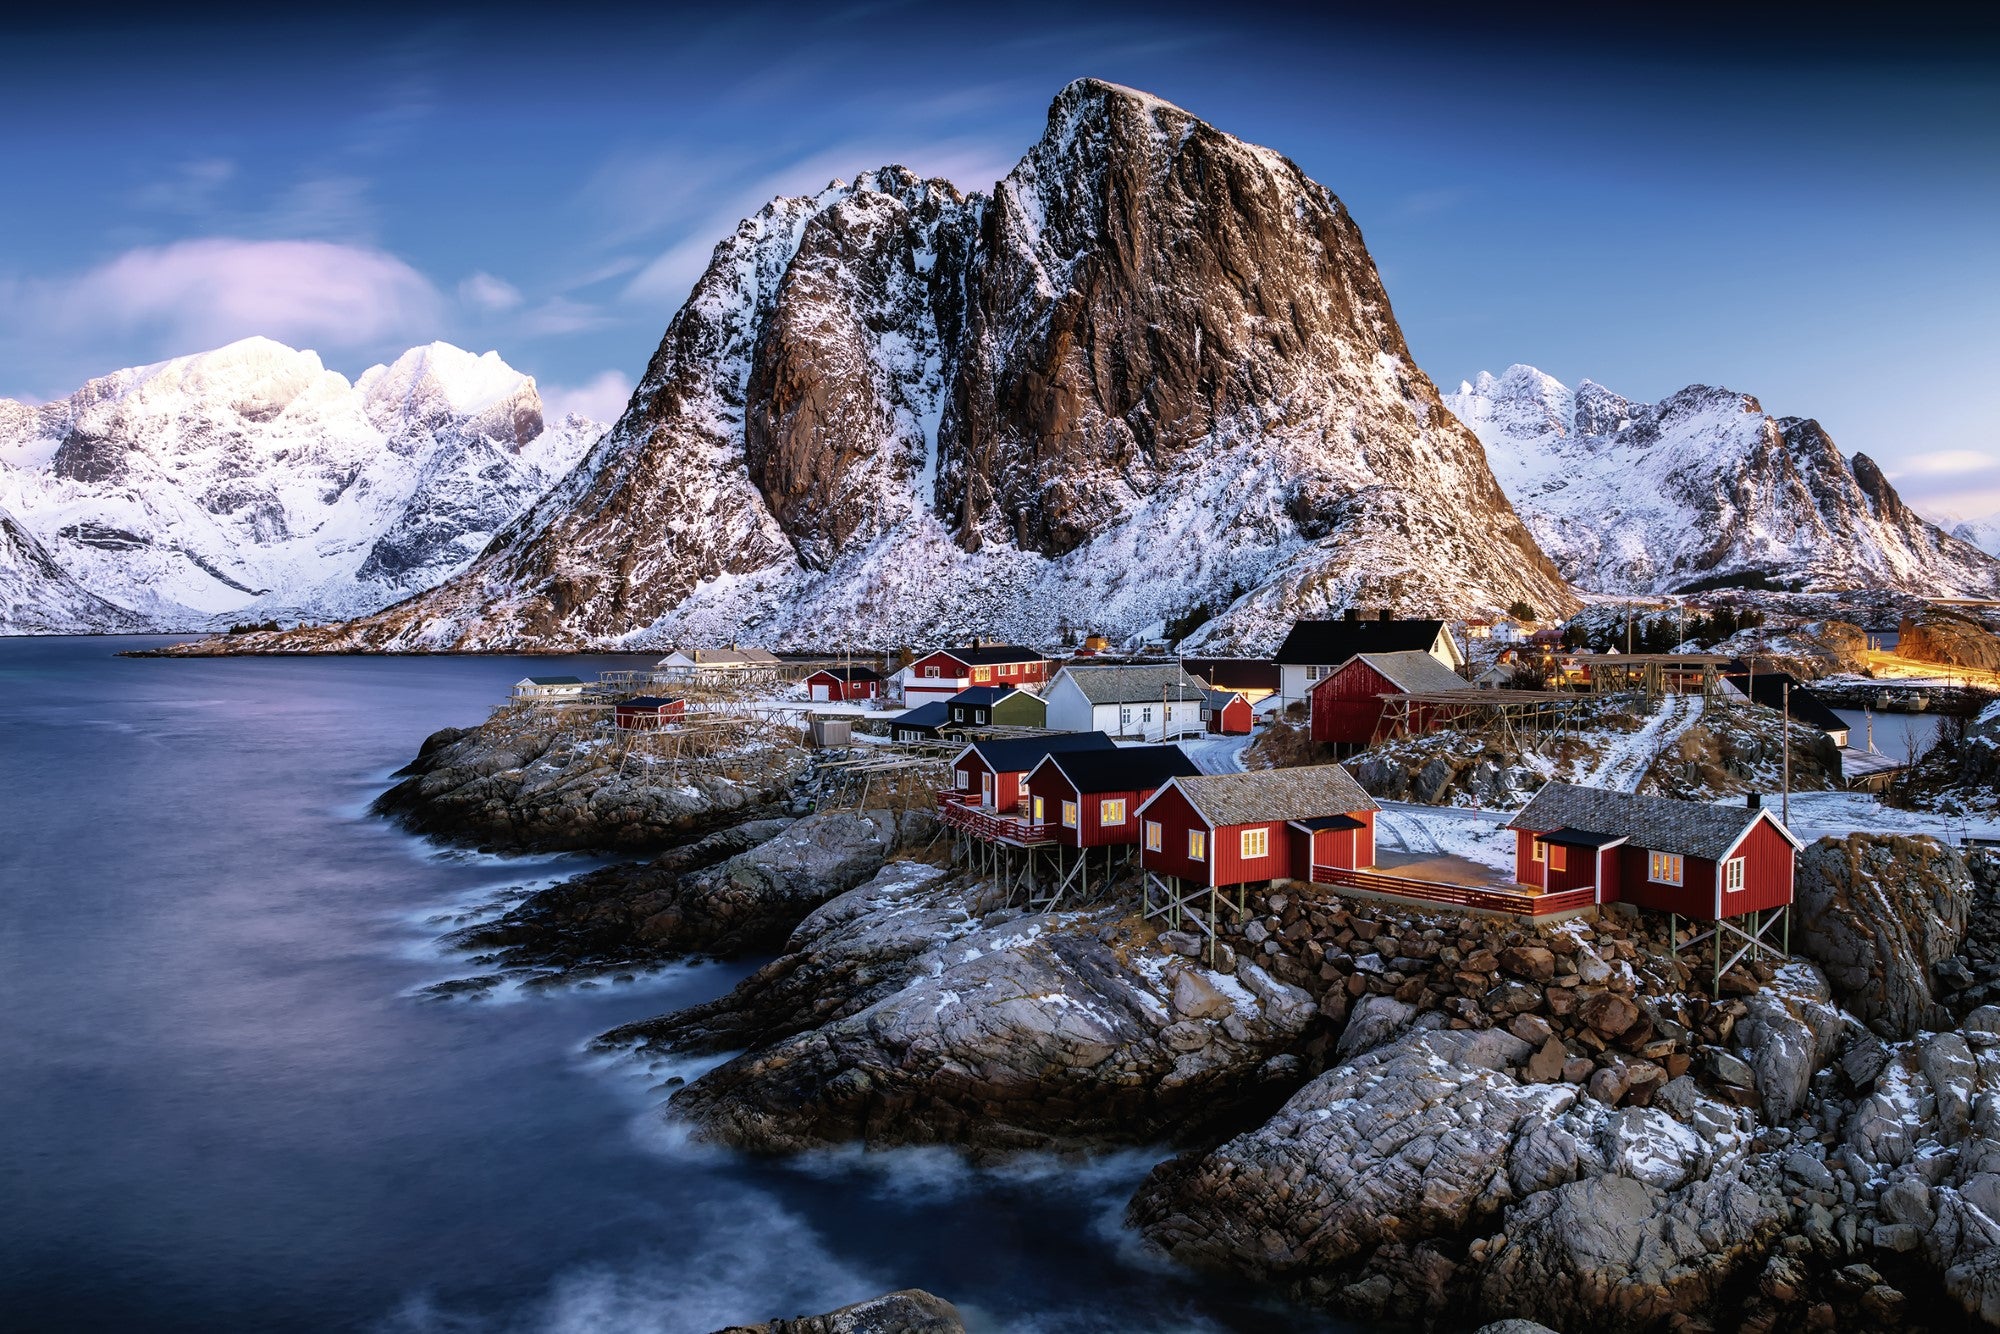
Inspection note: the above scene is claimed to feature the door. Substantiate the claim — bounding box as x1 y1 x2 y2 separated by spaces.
982 773 994 808
1031 795 1045 823
810 684 829 702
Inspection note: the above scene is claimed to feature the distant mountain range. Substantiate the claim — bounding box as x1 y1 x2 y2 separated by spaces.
1447 365 2000 599
0 338 605 632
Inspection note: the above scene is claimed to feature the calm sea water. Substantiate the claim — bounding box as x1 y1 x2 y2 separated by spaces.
0 638 1339 1334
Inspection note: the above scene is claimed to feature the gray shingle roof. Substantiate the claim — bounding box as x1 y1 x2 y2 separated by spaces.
1201 688 1244 712
1349 651 1472 695
1507 782 1798 861
1056 664 1210 705
1164 764 1379 827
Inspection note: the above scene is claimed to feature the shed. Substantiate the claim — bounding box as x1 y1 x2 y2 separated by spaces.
513 675 586 702
804 665 881 703
946 684 1046 729
1721 668 1850 747
1023 744 1202 848
891 700 950 743
1183 658 1280 703
1200 688 1254 735
1137 764 1380 890
614 695 686 730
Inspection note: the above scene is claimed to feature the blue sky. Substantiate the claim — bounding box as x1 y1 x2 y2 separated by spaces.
4 3 1997 515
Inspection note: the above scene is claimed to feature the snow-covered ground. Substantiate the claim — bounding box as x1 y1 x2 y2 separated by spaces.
1178 732 1253 774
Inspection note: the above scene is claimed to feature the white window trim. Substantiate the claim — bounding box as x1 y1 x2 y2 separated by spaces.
1724 857 1745 892
1649 851 1684 886
923 665 940 678
954 769 968 791
1188 829 1207 860
1532 838 1546 864
1241 827 1268 859
1032 795 1045 822
1144 820 1162 852
1061 800 1078 828
1100 799 1126 826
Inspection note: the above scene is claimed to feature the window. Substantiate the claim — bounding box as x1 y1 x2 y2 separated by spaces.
1649 851 1684 885
953 707 965 721
954 769 968 791
1061 800 1078 828
1100 799 1126 826
1548 845 1567 873
923 665 940 678
1120 707 1132 727
974 666 992 683
1032 795 1045 822
1306 665 1324 682
1188 829 1207 860
1141 706 1153 724
1241 827 1269 859
1532 838 1546 864
1724 857 1745 892
1144 821 1162 852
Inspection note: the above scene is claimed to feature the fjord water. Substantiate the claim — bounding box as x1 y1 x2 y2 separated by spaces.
0 638 1336 1334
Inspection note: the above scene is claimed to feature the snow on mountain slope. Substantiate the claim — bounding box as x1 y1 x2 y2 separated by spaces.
1952 513 2000 558
1448 365 2000 598
0 502 146 633
0 338 605 632
232 79 1574 655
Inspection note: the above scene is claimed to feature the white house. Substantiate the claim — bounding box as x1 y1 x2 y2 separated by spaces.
513 675 586 702
655 647 783 684
1043 664 1209 741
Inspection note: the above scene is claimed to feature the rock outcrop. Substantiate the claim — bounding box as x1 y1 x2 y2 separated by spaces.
202 79 1573 655
1899 610 2000 672
713 1289 964 1334
1794 834 1973 1039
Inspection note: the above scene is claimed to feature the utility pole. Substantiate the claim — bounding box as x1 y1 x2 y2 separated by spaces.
1782 680 1792 827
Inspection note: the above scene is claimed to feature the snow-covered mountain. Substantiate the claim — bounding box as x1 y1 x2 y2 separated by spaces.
0 338 606 632
237 79 1573 655
1952 514 2000 558
1448 364 2000 598
0 502 146 633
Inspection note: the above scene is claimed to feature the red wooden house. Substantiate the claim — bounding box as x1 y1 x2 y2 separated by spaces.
1200 688 1254 736
1309 650 1473 751
1506 783 1800 921
803 665 880 702
1136 764 1380 891
1024 745 1202 849
899 644 1050 706
948 731 1116 813
614 696 686 730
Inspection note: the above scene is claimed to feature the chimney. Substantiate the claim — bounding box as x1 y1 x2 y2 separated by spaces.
1343 608 1359 622
1746 793 1762 810
1378 606 1394 622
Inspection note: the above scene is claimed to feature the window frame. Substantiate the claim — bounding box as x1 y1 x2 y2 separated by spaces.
1144 820 1162 852
1548 844 1567 873
973 666 992 683
1031 795 1045 822
1061 800 1078 828
1724 857 1745 892
1648 851 1685 886
1188 829 1207 860
1100 798 1126 826
1532 838 1546 864
922 665 940 679
954 769 968 791
1241 827 1269 859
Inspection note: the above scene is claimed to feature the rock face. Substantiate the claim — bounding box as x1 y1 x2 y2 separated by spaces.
1899 609 2000 672
0 502 145 633
221 79 1573 654
1794 834 1973 1039
373 713 808 853
713 1289 965 1334
0 337 603 631
656 887 1317 1154
1449 364 2000 597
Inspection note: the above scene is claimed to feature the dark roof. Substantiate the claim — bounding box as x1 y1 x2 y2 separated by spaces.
1275 618 1447 665
962 730 1117 774
616 695 682 709
1035 744 1202 795
931 644 1044 666
1508 782 1801 861
1722 669 1848 735
1184 658 1280 692
950 684 1022 708
522 675 584 685
808 665 881 682
1201 688 1246 712
1289 813 1367 832
893 701 949 730
1161 764 1379 826
1543 827 1628 848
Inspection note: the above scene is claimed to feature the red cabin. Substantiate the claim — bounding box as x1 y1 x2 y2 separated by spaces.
1201 688 1254 736
1136 765 1380 891
1309 650 1473 750
901 644 1050 705
1506 783 1800 921
948 731 1115 813
1024 745 1202 848
614 695 686 730
803 666 880 702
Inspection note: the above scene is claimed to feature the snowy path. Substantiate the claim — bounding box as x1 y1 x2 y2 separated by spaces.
1180 732 1252 774
1375 805 1442 855
1583 694 1706 794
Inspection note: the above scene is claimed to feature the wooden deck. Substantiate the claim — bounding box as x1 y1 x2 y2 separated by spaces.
1310 864 1597 919
936 794 1057 847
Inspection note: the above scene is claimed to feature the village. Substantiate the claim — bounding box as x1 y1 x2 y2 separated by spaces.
492 603 1999 1001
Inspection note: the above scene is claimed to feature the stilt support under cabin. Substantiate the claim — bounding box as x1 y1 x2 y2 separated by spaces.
1668 906 1791 998
1144 872 1245 966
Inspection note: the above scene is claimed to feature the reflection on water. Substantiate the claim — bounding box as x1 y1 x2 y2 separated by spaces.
0 637 1344 1334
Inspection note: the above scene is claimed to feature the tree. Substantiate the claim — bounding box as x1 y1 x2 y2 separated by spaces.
1507 600 1539 623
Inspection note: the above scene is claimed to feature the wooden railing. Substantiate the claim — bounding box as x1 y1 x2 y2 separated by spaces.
1311 866 1597 917
936 794 1056 845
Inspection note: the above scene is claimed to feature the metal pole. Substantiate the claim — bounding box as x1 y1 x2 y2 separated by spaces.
1782 682 1791 826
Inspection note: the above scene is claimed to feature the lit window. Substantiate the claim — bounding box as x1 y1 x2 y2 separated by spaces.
1101 799 1126 825
1144 821 1162 852
1032 795 1045 822
974 667 992 683
1649 852 1684 885
1548 845 1567 873
1241 828 1268 859
1532 838 1546 863
1725 857 1745 892
1061 800 1078 828
1189 830 1207 860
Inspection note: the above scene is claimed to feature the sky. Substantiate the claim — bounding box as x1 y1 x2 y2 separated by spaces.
3 2 1997 516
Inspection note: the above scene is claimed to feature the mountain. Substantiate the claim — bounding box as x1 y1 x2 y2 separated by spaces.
0 338 606 633
237 79 1573 655
0 502 146 633
1447 365 2000 598
1952 514 2000 558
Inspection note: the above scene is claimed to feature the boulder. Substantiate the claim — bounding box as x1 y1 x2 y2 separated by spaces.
1793 833 1973 1038
1335 994 1416 1059
1734 963 1843 1125
714 1288 964 1334
1579 991 1640 1038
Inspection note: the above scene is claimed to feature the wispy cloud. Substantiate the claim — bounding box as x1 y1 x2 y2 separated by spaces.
1892 448 1997 476
542 369 633 424
458 271 524 313
11 237 444 355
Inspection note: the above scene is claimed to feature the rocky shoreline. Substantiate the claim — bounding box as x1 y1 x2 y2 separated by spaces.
384 717 2000 1330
